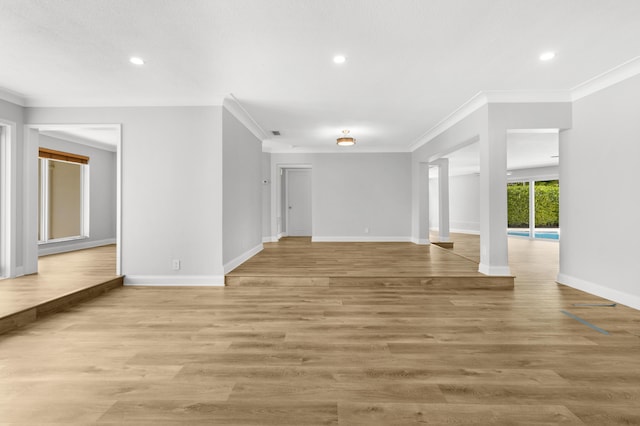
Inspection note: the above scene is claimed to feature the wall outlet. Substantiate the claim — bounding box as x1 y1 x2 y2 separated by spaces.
364 227 369 234
172 259 181 270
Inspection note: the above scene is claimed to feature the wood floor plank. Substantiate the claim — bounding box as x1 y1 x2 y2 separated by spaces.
1 234 639 424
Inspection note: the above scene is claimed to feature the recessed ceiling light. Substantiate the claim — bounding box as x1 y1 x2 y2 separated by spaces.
539 51 556 61
129 57 145 65
333 55 346 64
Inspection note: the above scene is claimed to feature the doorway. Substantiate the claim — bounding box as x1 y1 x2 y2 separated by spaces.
284 168 312 237
25 124 122 275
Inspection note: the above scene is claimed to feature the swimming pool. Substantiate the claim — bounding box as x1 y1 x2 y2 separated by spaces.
508 230 559 240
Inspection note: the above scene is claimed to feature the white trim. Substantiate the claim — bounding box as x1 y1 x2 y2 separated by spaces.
408 57 640 153
38 238 116 256
478 263 512 276
572 56 640 102
411 238 431 245
312 236 413 243
21 96 224 108
0 88 26 106
262 236 279 243
115 124 122 275
23 128 39 275
557 273 640 311
267 145 412 154
450 228 481 235
0 120 17 278
124 275 225 286
223 94 268 142
484 90 571 103
14 266 24 277
408 92 488 152
223 243 263 274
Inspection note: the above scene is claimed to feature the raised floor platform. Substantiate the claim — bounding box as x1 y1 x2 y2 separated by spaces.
0 245 122 335
226 237 514 289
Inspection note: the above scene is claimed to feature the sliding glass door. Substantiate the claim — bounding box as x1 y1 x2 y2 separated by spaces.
508 179 559 240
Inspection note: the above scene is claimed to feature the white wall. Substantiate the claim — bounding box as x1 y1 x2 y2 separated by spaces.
222 108 263 269
270 153 412 241
450 173 480 233
26 106 225 285
0 98 24 276
37 134 116 255
558 74 640 309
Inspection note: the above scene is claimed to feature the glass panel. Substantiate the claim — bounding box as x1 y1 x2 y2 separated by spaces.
534 179 559 240
48 159 82 240
507 182 529 236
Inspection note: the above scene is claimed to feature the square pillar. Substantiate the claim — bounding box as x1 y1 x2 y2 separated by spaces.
478 128 511 276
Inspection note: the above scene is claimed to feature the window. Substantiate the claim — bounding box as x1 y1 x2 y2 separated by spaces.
38 148 89 243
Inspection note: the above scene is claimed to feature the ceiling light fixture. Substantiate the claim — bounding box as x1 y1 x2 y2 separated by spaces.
539 51 555 61
337 130 356 146
129 57 145 65
333 55 346 64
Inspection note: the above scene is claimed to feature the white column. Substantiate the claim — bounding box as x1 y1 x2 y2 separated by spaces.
478 127 511 276
434 158 450 242
416 162 431 245
529 179 535 239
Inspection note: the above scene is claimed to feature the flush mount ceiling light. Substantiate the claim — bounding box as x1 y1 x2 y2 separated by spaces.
337 130 356 146
333 55 346 64
129 56 145 65
539 51 556 61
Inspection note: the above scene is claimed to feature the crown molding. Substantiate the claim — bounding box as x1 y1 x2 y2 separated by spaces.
267 145 412 154
223 94 268 142
0 88 26 106
408 91 488 152
22 96 224 108
409 90 572 152
572 55 640 101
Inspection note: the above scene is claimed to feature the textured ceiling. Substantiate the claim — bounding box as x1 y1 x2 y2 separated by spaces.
2 0 640 152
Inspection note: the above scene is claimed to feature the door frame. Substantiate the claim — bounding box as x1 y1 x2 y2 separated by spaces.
24 124 122 275
0 119 17 278
274 164 311 239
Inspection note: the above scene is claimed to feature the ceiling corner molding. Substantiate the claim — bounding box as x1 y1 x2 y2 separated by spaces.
483 90 571 103
409 92 488 152
572 56 640 102
0 88 26 107
409 89 572 152
223 94 268 142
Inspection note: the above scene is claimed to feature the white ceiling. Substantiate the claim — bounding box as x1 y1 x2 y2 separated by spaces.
2 0 640 152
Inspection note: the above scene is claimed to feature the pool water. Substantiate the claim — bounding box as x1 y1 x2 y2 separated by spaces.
508 230 559 240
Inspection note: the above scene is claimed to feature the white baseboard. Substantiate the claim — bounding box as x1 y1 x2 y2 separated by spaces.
14 266 24 277
223 243 263 274
478 263 512 276
262 236 279 243
39 238 116 256
450 228 481 235
124 275 225 286
312 236 412 243
411 238 431 245
557 273 640 311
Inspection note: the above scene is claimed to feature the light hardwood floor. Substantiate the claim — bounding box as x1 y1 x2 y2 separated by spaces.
0 245 119 320
0 236 639 424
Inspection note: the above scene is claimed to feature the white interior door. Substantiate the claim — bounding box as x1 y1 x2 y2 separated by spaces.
286 169 312 236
